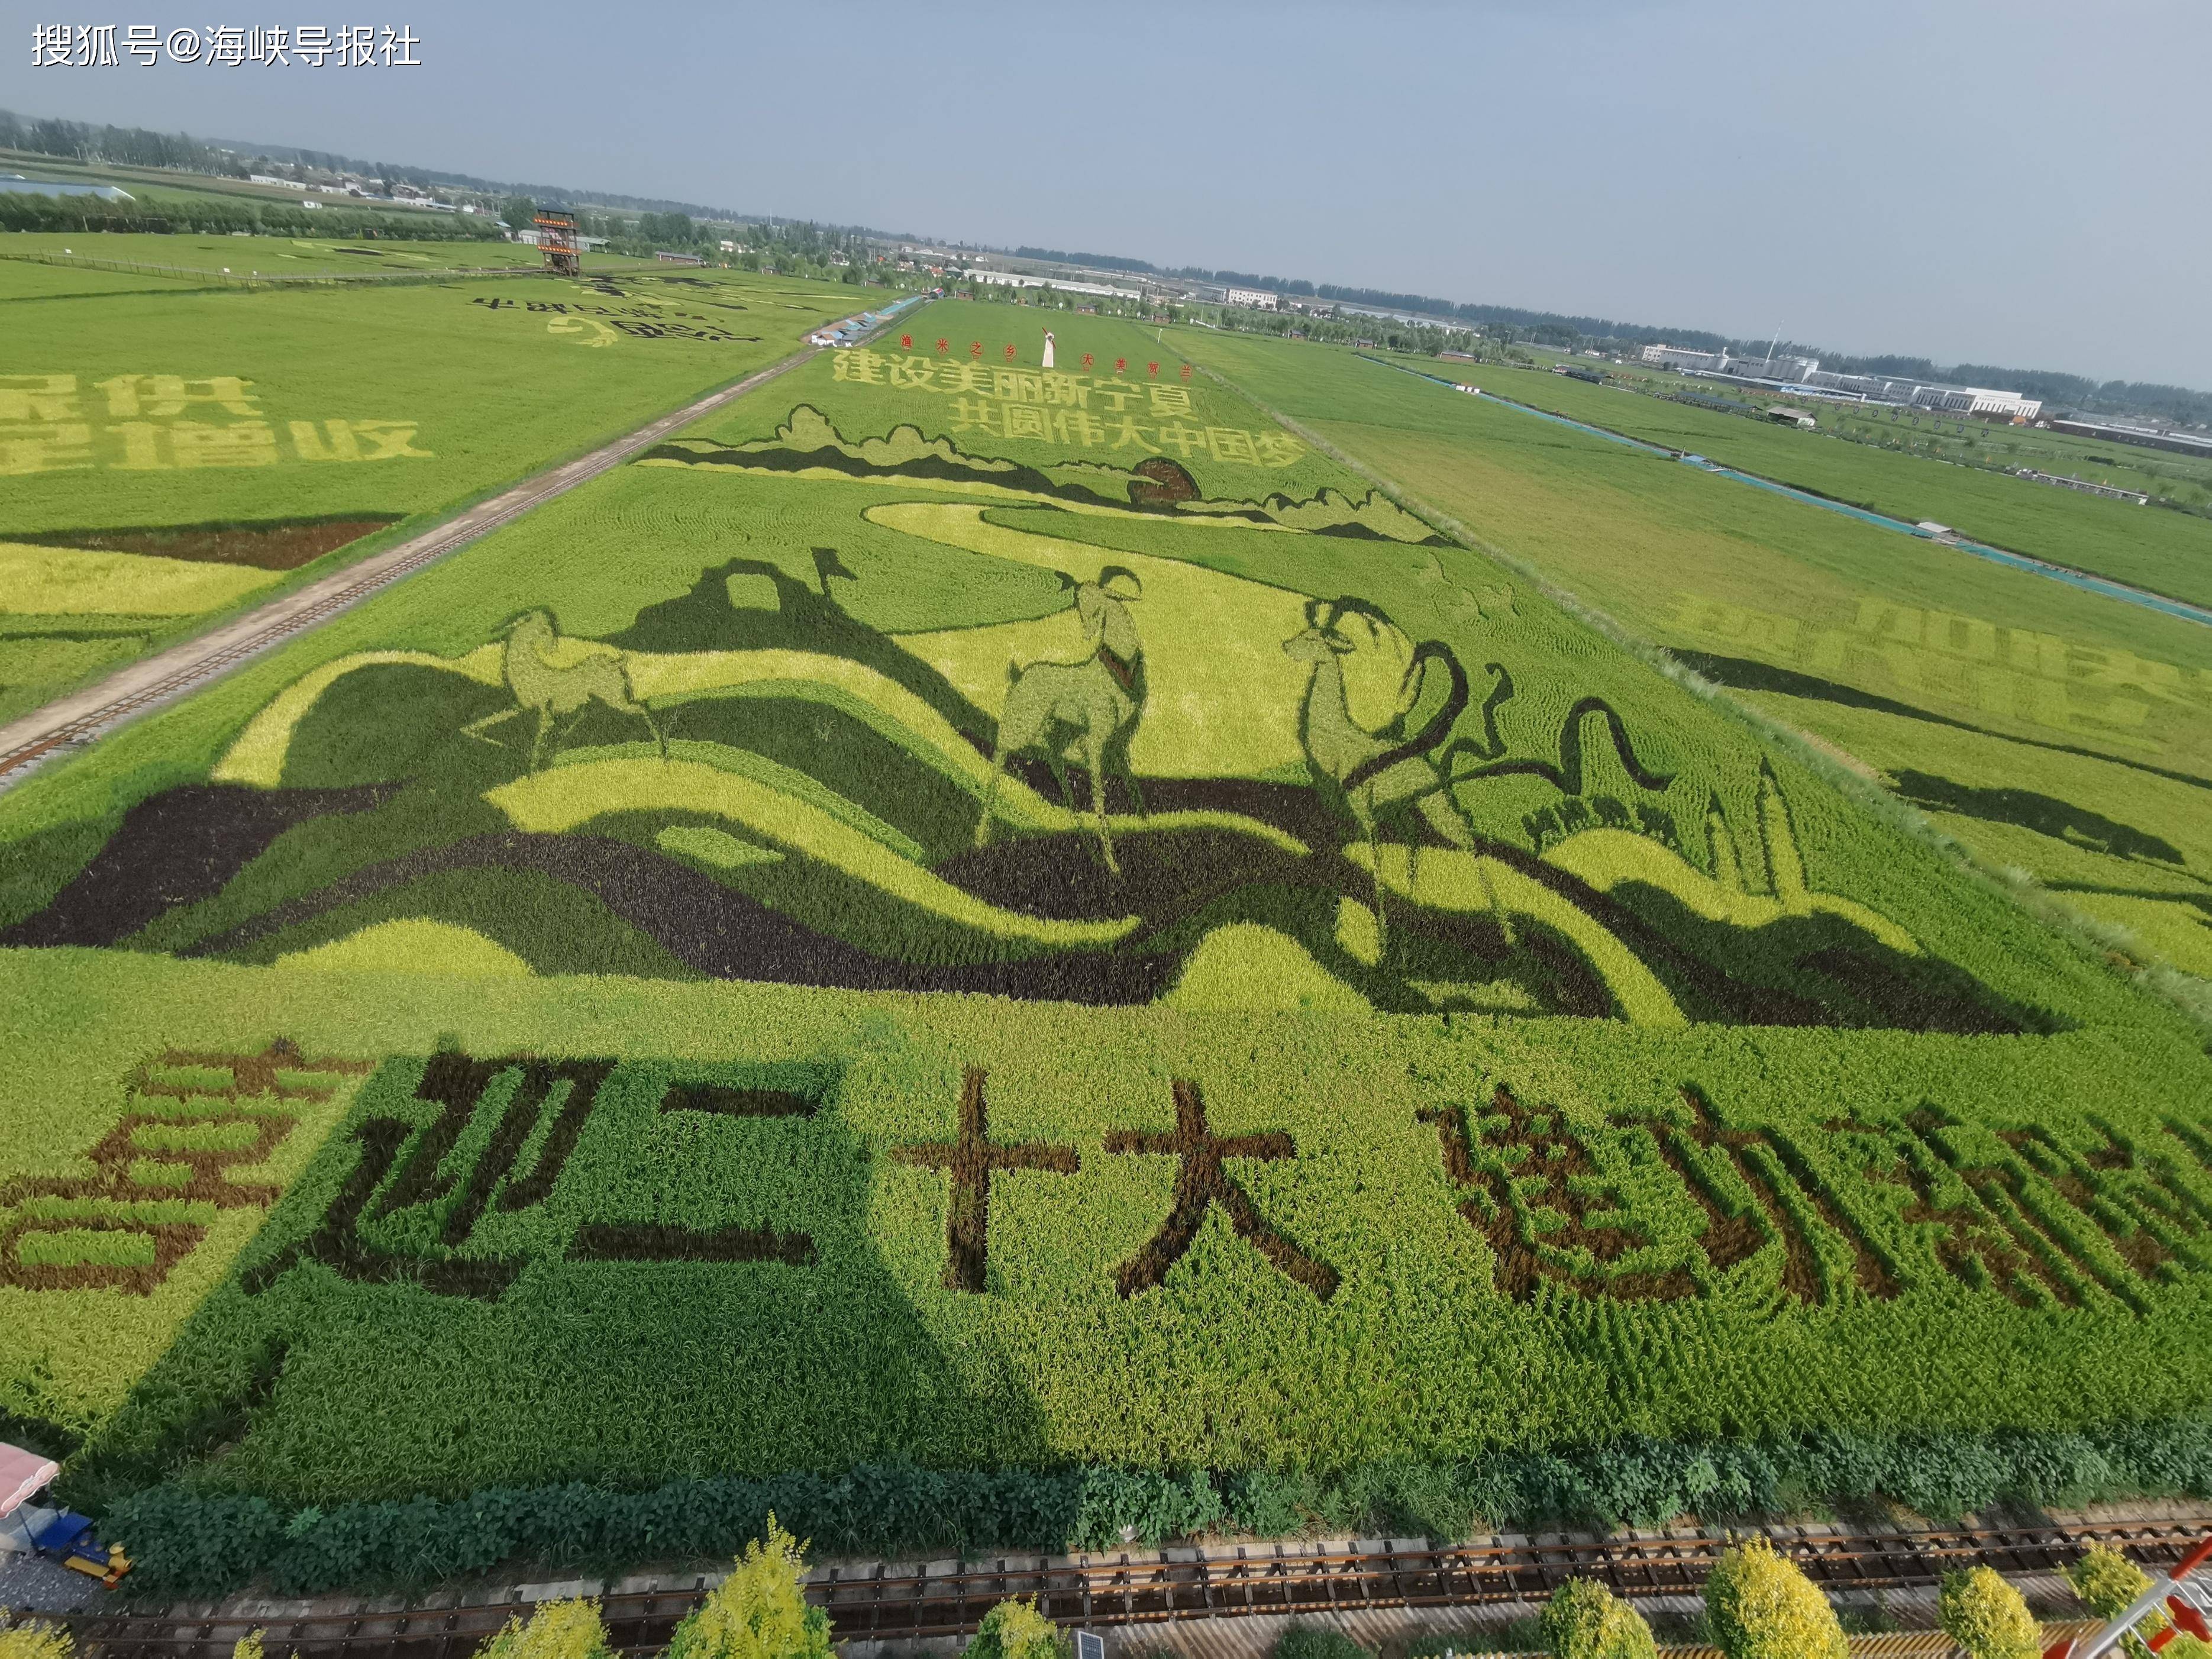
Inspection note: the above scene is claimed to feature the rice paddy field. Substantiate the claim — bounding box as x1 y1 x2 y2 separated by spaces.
1192 334 2212 981
1 230 673 278
0 257 857 724
1390 350 2212 611
5 296 2212 1591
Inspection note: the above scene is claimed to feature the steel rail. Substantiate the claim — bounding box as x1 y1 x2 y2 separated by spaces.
62 1513 2212 1658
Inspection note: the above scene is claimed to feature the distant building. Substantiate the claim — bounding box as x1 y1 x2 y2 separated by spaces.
2013 468 2149 505
1910 386 2042 421
655 250 706 266
2049 417 2212 459
964 269 1141 301
1641 343 1728 373
1225 286 1278 310
248 173 308 191
1765 405 1817 429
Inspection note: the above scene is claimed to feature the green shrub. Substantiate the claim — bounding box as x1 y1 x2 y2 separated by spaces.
1703 1538 1846 1659
666 1518 832 1659
1539 1577 1656 1659
1271 1624 1367 1659
1939 1566 2039 1659
474 1601 610 1659
965 1599 1062 1659
2067 1543 2161 1654
2068 1542 2150 1616
0 1613 74 1659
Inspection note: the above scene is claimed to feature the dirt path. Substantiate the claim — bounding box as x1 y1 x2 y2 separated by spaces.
0 347 819 796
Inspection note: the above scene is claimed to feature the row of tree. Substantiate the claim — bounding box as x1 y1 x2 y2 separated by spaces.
0 189 502 241
0 1527 2172 1659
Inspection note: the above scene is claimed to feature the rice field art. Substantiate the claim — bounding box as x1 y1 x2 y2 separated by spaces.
9 400 2035 1029
7 312 2212 1591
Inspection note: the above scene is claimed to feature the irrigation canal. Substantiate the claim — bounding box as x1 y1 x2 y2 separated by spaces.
1362 355 2212 631
59 1513 2212 1657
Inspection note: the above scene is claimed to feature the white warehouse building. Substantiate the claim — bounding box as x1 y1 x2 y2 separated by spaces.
1909 385 2043 421
1224 286 1279 310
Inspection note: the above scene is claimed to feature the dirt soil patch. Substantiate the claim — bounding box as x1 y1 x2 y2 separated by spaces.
7 518 401 571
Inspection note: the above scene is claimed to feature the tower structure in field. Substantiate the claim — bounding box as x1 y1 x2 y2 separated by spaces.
534 208 580 277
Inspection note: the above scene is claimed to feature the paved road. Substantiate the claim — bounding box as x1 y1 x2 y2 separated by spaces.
0 347 819 796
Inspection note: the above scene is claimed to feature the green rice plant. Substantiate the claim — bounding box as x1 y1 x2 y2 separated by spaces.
1702 1538 1846 1659
1538 1578 1656 1659
1938 1566 2040 1659
1271 1625 1368 1659
665 1519 831 1659
964 1599 1064 1659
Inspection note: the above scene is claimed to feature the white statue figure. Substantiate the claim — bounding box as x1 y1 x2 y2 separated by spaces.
1041 330 1055 370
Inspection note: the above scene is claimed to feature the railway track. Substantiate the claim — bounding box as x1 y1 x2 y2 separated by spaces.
65 1513 2209 1658
0 344 821 794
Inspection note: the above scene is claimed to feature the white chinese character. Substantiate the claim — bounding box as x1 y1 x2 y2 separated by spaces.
379 24 419 65
292 24 331 64
0 424 93 476
167 420 279 468
248 25 288 63
334 23 376 65
33 24 74 66
204 26 247 65
164 26 201 62
75 24 118 64
0 374 80 421
123 24 159 64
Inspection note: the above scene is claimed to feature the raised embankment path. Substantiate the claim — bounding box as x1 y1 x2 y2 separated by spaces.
0 349 821 796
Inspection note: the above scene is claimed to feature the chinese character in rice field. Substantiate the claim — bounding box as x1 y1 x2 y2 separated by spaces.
243 1054 822 1302
0 1041 369 1294
1105 1081 1338 1300
95 375 259 418
936 337 950 353
892 1067 1078 1293
900 333 912 349
970 340 983 359
1081 351 1094 369
1419 1079 2212 1315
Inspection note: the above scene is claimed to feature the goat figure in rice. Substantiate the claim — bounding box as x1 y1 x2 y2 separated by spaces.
1284 595 1511 951
974 567 1148 874
463 609 667 772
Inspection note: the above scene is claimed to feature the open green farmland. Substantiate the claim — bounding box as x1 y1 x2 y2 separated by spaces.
1516 348 2212 508
0 257 210 299
0 262 857 724
1186 333 2212 979
5 296 2212 1585
1378 351 2212 610
1 229 666 277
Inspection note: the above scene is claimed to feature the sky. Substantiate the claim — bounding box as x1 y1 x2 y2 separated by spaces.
7 0 2207 389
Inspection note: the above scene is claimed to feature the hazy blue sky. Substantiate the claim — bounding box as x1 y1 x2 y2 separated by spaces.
8 0 2205 387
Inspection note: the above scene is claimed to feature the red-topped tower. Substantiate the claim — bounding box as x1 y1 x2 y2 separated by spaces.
534 208 580 277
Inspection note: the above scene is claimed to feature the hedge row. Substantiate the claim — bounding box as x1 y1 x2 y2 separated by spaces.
109 1419 2212 1599
0 191 503 240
